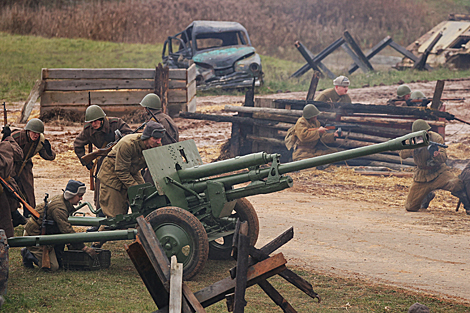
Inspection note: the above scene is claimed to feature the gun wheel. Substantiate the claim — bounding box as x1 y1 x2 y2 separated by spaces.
208 198 259 260
145 207 209 280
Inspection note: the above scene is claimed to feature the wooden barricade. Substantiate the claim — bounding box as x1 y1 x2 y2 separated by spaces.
20 64 197 122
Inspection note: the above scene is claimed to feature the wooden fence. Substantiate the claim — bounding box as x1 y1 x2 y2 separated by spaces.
20 64 196 122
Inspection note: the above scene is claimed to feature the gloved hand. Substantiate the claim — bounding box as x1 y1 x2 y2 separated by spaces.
43 139 52 155
1 125 11 141
82 246 97 258
85 162 93 171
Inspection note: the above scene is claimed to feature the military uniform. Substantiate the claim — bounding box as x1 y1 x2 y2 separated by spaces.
12 129 56 209
0 136 23 237
399 131 464 212
315 88 352 104
148 109 179 146
97 133 160 217
24 194 85 271
292 117 337 161
74 117 132 209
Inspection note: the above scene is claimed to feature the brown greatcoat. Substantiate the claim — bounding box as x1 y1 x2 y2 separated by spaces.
97 133 158 217
24 194 85 271
148 109 179 146
0 136 24 237
12 129 56 209
74 117 133 209
315 88 352 104
292 117 337 161
399 131 464 212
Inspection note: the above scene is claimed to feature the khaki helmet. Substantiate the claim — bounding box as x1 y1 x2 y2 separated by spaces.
24 118 44 134
85 105 106 123
303 104 320 119
412 119 431 132
140 93 162 110
410 90 426 100
397 84 411 97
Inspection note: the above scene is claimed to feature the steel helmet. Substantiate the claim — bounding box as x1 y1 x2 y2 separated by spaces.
410 90 426 100
397 84 412 97
140 93 162 110
333 75 350 87
303 104 320 119
85 105 106 123
24 118 44 134
412 119 431 132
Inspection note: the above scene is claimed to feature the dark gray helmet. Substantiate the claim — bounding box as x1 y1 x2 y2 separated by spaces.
141 121 166 140
397 84 412 97
85 105 106 123
303 104 320 119
25 118 44 134
140 93 162 110
412 119 431 132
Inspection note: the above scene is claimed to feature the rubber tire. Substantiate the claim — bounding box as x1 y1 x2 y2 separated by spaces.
208 198 259 260
145 207 209 280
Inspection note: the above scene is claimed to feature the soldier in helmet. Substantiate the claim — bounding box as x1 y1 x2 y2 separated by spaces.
74 105 133 231
399 119 470 213
314 75 352 107
12 118 56 217
387 84 412 106
291 104 340 161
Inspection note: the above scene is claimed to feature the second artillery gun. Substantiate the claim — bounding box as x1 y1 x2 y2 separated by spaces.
9 131 430 279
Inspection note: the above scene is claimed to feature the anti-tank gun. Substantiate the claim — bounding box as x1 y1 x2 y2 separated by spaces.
9 131 430 279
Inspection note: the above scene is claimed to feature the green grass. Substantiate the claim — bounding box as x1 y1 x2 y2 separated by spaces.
4 236 470 312
3 32 470 103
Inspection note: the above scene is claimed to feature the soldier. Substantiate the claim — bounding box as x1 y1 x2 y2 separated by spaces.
291 104 340 161
12 118 56 217
387 84 412 106
74 105 133 231
0 134 23 238
21 180 97 271
399 119 470 213
96 121 165 219
314 75 352 106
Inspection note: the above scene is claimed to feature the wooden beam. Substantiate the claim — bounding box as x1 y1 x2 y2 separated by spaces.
258 279 297 313
41 68 156 79
431 80 445 110
341 43 370 73
343 31 374 71
40 90 150 106
348 36 392 74
169 256 183 313
19 79 45 123
44 79 154 91
306 71 320 101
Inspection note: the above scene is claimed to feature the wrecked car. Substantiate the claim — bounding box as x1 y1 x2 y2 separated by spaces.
398 13 470 70
162 20 263 91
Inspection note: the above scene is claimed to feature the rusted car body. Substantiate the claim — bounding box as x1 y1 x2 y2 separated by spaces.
398 14 470 69
162 21 262 91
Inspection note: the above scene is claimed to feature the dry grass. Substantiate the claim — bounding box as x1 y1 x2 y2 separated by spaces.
0 0 456 59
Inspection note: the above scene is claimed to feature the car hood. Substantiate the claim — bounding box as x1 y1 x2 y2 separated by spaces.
193 46 256 70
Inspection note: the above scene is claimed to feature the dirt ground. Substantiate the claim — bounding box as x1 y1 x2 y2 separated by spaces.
6 78 470 304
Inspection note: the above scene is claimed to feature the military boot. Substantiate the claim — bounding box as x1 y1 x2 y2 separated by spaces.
420 191 435 209
21 248 38 268
12 210 27 227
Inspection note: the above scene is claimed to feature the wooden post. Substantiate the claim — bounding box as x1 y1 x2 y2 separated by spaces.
431 80 445 110
306 71 320 101
169 255 183 313
19 79 45 123
155 63 169 114
233 222 250 313
343 31 374 72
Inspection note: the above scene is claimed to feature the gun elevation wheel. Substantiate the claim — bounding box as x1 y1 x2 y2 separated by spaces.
208 198 259 260
145 207 209 280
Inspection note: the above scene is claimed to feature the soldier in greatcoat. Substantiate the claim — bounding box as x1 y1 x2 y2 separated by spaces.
21 180 97 271
96 121 165 218
12 118 56 216
399 119 470 213
74 105 133 231
315 76 352 106
291 104 340 161
0 135 23 238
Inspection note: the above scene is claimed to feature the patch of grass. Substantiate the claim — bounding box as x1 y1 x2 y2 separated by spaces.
4 241 470 312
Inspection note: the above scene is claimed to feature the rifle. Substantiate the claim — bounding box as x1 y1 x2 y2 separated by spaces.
390 98 465 107
0 176 40 218
41 193 52 270
87 92 95 190
145 107 177 143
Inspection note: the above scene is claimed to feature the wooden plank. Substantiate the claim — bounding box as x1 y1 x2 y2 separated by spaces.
45 79 154 91
182 283 207 313
353 171 414 177
348 36 393 74
19 79 45 123
194 253 287 307
40 105 141 118
42 68 155 79
169 68 188 80
169 80 187 89
306 71 320 101
340 116 445 127
431 80 445 110
187 80 197 101
40 90 150 106
341 43 369 73
125 241 169 308
187 64 197 83
187 96 197 113
169 256 183 313
168 89 188 103
257 280 297 313
234 224 250 313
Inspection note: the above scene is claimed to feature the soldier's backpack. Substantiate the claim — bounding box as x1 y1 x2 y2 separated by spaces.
284 125 297 150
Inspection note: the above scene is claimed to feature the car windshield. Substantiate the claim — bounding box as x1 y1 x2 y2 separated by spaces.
195 31 248 51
